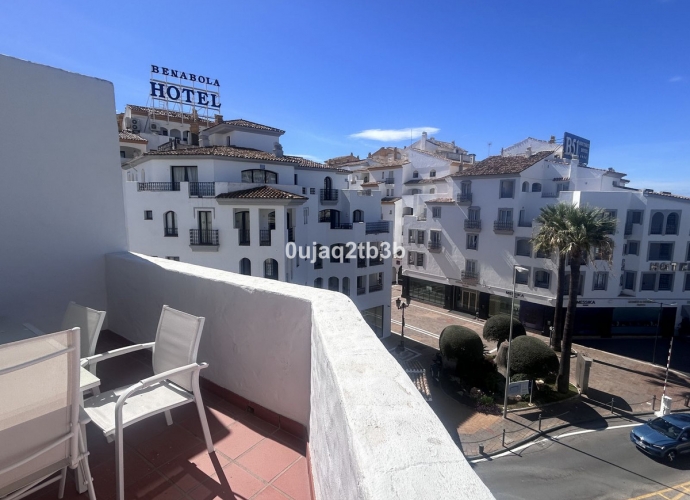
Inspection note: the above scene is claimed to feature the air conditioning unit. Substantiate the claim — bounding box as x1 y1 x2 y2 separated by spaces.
150 123 159 131
131 125 140 134
131 118 139 125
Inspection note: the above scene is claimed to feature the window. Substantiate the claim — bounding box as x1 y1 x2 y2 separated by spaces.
685 274 690 291
242 169 277 184
120 150 126 159
330 244 347 263
314 278 323 289
324 177 332 190
314 244 323 269
408 251 415 265
640 273 656 291
534 269 550 289
648 242 674 261
499 180 515 198
498 208 513 223
164 211 177 236
658 273 673 291
408 229 415 243
430 170 436 178
536 248 550 259
310 188 316 195
593 246 610 260
531 183 542 192
515 239 531 257
603 209 617 233
562 273 585 295
239 258 251 276
144 210 153 220
465 260 477 274
429 188 435 195
416 253 424 266
466 234 478 250
159 127 168 136
413 171 419 179
430 230 442 246
468 207 480 221
357 275 366 295
521 181 529 192
622 272 634 291
626 241 640 255
302 187 306 195
515 267 529 285
409 189 422 195
353 210 363 223
631 211 643 224
556 182 569 193
264 259 278 280
318 209 331 223
417 230 425 244
303 207 309 224
650 212 664 234
328 277 339 291
432 207 442 218
343 277 350 296
461 181 472 195
593 272 608 291
666 212 679 235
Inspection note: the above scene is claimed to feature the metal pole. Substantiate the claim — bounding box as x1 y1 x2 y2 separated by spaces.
502 429 506 447
503 266 517 418
662 337 674 398
653 302 662 365
400 304 405 351
538 413 542 431
652 395 656 412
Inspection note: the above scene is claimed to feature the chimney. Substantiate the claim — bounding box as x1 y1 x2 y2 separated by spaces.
470 153 476 164
549 135 556 144
273 142 284 158
421 131 427 150
393 147 398 159
190 109 200 146
525 146 532 158
214 114 224 125
199 133 210 147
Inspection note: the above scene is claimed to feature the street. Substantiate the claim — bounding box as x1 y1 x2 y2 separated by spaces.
473 417 690 500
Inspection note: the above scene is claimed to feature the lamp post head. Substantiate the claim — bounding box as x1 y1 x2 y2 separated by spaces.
396 297 401 309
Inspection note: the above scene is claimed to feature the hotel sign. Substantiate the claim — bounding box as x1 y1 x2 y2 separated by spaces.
563 132 590 165
149 65 221 118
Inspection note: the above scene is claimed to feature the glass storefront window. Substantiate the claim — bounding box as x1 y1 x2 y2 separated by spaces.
489 294 519 317
408 279 445 307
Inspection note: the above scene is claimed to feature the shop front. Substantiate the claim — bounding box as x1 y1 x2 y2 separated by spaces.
407 277 449 308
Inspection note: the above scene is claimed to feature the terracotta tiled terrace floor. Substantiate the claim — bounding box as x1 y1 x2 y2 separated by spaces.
25 332 313 500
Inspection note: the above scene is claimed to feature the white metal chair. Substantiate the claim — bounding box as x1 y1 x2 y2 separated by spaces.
0 329 97 500
61 302 106 366
82 306 214 500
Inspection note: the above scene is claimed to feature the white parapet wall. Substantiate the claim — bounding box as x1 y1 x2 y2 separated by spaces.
104 252 494 500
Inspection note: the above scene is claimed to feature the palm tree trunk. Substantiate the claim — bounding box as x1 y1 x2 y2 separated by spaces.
552 251 565 352
557 259 580 393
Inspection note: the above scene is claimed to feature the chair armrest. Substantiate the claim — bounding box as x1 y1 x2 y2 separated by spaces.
81 342 155 368
113 363 209 427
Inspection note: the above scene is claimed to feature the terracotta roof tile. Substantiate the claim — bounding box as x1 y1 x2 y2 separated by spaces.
216 185 308 200
411 148 452 161
427 137 467 153
119 131 147 143
218 119 284 134
452 150 553 177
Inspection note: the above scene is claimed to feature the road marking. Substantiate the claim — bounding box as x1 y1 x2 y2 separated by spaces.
626 480 690 500
389 298 485 327
390 319 440 339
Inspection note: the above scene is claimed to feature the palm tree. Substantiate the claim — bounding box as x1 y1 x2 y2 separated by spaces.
532 204 573 352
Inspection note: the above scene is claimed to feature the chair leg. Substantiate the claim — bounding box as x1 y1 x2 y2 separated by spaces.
78 430 97 500
164 410 173 426
115 424 125 500
58 467 67 499
192 376 214 453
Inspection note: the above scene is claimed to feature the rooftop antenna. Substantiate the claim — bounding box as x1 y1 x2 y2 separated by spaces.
487 142 492 157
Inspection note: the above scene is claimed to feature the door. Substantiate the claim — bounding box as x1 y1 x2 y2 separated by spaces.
457 290 478 312
330 210 341 229
199 211 212 244
499 209 512 223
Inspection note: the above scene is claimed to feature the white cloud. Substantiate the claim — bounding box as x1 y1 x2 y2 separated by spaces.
350 127 440 142
669 76 684 83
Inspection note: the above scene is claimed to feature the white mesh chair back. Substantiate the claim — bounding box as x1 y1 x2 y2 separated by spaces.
0 329 80 496
61 301 106 358
152 306 205 391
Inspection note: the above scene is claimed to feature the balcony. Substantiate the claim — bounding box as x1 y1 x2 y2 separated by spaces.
365 221 390 234
541 192 558 198
319 189 339 204
189 182 216 197
164 227 178 237
384 177 395 185
238 229 250 246
457 193 472 205
137 182 180 192
260 229 272 246
357 286 366 295
464 219 481 232
518 219 533 228
493 220 514 234
333 223 353 230
461 270 480 284
288 227 295 242
428 241 442 252
369 283 383 293
190 229 219 247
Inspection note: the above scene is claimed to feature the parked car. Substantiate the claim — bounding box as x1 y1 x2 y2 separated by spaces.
630 413 690 462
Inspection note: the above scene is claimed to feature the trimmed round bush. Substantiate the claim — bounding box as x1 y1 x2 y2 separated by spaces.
483 314 526 346
439 325 484 376
508 336 559 379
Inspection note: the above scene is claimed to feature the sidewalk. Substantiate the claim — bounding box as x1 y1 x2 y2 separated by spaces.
386 286 690 459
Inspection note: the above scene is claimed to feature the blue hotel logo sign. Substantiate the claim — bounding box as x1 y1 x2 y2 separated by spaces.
149 65 221 109
563 132 590 165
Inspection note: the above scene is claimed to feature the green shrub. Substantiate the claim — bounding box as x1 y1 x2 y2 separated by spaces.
508 336 559 380
483 314 526 346
478 394 494 406
439 325 484 377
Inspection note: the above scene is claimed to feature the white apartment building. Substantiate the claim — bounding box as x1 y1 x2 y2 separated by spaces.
121 107 392 337
399 141 690 338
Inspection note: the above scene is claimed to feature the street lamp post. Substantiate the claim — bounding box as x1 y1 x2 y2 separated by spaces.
503 265 529 418
396 296 411 351
647 300 677 365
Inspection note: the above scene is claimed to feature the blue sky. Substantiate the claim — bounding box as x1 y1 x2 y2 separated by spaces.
2 1 689 193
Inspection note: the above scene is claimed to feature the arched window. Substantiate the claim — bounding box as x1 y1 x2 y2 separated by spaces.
264 259 278 280
430 169 436 178
170 129 181 140
531 183 542 192
328 277 339 291
413 171 419 179
324 177 332 190
650 212 664 234
666 212 679 235
429 188 435 194
164 211 177 236
353 210 363 223
314 278 323 288
522 181 529 192
159 127 168 136
516 239 532 257
239 258 251 276
342 277 350 296
241 169 277 184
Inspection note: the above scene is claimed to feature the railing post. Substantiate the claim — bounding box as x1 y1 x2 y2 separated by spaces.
502 429 506 447
652 395 656 412
610 398 615 414
538 413 542 431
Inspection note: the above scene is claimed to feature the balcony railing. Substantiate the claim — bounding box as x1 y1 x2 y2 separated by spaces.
541 192 558 198
137 182 180 192
428 241 442 252
369 283 383 293
357 189 373 196
457 193 472 204
287 227 295 242
164 227 178 237
260 230 271 246
357 286 366 295
238 229 250 246
333 223 353 230
624 222 633 236
461 270 479 283
493 220 514 233
190 229 219 246
365 221 390 234
464 219 481 231
517 219 533 228
320 189 339 203
384 177 395 185
189 182 215 197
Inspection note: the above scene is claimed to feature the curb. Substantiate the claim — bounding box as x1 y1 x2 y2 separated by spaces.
463 408 687 461
504 393 581 414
